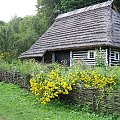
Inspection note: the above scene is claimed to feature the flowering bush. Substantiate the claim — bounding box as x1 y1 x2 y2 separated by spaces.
30 66 73 104
30 63 117 105
0 52 9 61
79 71 116 91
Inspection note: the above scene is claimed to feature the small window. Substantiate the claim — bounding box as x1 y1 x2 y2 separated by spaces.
114 52 119 60
88 51 95 59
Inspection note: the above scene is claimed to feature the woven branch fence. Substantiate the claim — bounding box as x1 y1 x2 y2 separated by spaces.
0 70 120 115
59 87 120 115
0 70 29 89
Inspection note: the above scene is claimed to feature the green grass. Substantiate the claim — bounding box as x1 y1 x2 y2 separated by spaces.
0 82 118 120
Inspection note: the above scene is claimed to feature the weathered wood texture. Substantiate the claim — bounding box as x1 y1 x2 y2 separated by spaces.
112 10 120 47
60 88 120 115
109 48 120 65
0 70 28 89
72 48 107 66
72 47 120 66
20 1 113 58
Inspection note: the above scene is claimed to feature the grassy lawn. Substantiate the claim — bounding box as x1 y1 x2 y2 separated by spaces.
0 82 117 120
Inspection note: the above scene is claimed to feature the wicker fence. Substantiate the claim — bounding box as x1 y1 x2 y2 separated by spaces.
0 70 29 89
60 87 120 115
0 70 120 115
74 88 120 114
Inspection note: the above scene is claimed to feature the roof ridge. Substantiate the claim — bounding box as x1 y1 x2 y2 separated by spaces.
56 0 113 20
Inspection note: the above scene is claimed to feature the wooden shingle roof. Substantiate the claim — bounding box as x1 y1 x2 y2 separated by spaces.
20 0 120 58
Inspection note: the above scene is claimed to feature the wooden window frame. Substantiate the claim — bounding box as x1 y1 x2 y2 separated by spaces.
88 51 95 59
114 52 119 60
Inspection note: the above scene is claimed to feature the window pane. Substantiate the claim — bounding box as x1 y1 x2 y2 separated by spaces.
116 53 118 59
90 52 94 58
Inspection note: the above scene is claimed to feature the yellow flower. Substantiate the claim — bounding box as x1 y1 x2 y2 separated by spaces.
67 86 72 90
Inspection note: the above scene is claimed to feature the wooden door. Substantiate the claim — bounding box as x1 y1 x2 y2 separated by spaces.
55 50 70 66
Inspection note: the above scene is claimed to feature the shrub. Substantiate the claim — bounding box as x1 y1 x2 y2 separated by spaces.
30 63 117 104
30 64 73 104
0 59 43 85
95 49 106 67
0 52 9 61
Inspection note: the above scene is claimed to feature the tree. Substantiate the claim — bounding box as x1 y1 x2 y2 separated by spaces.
36 0 110 27
36 0 61 26
60 0 108 12
0 15 48 59
113 0 120 13
0 24 14 55
0 21 6 27
17 16 40 54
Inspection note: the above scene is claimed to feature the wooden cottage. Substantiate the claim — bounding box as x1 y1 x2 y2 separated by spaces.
20 0 120 66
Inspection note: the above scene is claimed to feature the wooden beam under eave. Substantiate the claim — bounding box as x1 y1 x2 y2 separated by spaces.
52 52 55 63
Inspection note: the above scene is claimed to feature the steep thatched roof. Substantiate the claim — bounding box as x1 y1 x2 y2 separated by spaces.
20 0 120 58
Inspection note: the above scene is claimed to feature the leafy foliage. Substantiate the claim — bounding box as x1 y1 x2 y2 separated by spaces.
0 59 42 84
95 49 106 67
0 15 47 59
60 0 110 12
30 63 118 105
113 0 120 13
0 52 9 61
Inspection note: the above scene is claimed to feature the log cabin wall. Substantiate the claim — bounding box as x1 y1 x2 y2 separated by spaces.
72 48 107 66
112 10 120 47
109 48 120 66
109 9 120 66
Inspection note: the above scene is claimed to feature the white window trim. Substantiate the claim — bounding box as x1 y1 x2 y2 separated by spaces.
114 52 119 60
70 51 72 67
88 50 95 59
